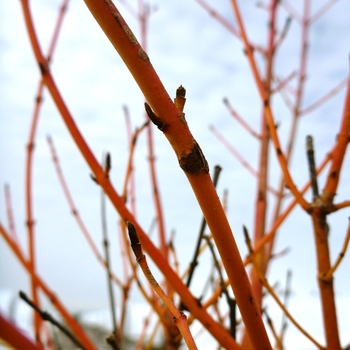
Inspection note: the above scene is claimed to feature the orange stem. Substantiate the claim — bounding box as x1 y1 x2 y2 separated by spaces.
23 0 264 346
250 147 333 262
332 200 350 211
121 122 141 203
25 64 43 350
267 0 312 261
243 3 278 347
83 1 271 347
323 219 350 281
230 0 310 212
322 76 350 205
310 209 341 349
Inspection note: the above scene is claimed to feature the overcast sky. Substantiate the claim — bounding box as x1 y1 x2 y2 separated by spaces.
1 1 350 349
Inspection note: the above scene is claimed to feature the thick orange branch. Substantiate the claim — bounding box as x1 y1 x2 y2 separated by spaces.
323 76 350 205
21 2 241 346
310 208 341 349
82 1 271 348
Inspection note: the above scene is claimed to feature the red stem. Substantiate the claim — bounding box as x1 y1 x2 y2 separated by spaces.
0 314 41 350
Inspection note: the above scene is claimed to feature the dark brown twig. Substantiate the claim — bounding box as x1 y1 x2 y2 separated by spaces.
306 135 319 199
322 218 350 281
19 291 86 350
279 270 293 347
202 234 236 339
242 227 324 348
185 165 222 290
101 153 118 344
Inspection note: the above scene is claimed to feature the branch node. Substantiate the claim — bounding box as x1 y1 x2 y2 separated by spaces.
179 141 209 175
38 62 47 75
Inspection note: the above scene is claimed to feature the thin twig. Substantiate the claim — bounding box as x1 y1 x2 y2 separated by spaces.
46 136 122 287
306 135 319 199
168 230 180 275
24 0 261 345
322 75 350 205
264 310 282 350
202 234 236 339
300 78 347 116
274 16 292 50
185 165 222 289
101 153 118 343
1 223 96 348
121 119 149 205
127 222 198 350
23 0 71 342
134 309 153 350
310 0 339 23
223 97 261 139
322 218 350 281
4 184 19 243
332 200 350 211
251 145 333 265
210 125 279 196
272 71 297 95
280 1 302 24
231 0 309 210
141 5 169 269
19 291 86 350
243 227 325 349
279 270 293 347
193 0 239 37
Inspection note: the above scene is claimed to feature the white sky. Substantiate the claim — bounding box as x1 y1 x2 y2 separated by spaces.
0 0 349 349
